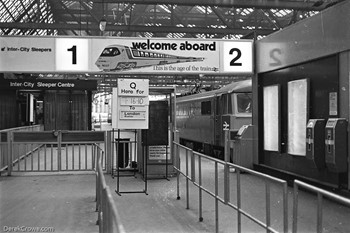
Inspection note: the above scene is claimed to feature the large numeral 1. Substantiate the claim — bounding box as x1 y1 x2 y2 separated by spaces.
67 45 77 65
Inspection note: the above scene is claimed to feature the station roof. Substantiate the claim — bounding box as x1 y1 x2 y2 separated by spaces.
0 0 344 94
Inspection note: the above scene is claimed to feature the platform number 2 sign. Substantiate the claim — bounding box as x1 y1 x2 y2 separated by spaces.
222 41 253 73
55 38 89 71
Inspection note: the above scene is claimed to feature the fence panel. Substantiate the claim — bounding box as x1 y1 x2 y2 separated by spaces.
0 125 43 173
4 130 105 174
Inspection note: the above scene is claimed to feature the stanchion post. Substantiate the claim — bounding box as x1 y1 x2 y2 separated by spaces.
7 131 12 176
283 183 288 233
57 131 62 171
224 129 230 204
186 149 189 209
198 156 203 221
292 182 299 233
106 131 112 174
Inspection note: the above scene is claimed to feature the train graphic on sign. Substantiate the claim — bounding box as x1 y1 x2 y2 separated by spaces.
95 44 204 71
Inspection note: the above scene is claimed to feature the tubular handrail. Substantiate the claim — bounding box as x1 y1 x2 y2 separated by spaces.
0 124 43 133
95 144 125 233
292 179 350 233
173 141 288 233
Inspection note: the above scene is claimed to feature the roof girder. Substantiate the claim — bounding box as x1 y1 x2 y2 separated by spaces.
0 21 275 36
49 0 327 11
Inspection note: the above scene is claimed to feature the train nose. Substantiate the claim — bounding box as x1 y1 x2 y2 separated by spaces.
95 58 109 69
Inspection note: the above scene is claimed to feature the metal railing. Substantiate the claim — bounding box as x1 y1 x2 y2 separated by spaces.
0 125 43 173
173 141 288 233
95 143 125 233
4 130 106 174
292 179 350 233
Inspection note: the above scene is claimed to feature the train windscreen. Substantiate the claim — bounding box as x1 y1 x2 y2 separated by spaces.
237 93 252 113
100 47 121 57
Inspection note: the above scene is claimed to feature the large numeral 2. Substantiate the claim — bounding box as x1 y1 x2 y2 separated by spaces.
269 48 282 66
229 48 242 66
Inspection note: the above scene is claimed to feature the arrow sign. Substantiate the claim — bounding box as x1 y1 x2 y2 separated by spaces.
223 121 229 131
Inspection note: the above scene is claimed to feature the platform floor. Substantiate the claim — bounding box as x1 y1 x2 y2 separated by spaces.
107 170 350 233
1 138 350 233
1 169 350 233
0 172 98 233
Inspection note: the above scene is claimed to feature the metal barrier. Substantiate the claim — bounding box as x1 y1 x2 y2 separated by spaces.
0 125 43 173
292 179 350 233
95 144 125 233
173 141 288 233
2 130 106 175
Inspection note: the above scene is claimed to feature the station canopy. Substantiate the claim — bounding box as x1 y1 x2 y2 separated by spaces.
0 0 342 94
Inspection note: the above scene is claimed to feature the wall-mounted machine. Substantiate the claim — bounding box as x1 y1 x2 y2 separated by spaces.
231 124 254 169
325 118 347 173
306 119 326 169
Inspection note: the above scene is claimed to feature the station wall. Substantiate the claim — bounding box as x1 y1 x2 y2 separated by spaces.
254 0 350 188
0 90 17 130
258 55 342 185
44 90 91 131
0 77 95 131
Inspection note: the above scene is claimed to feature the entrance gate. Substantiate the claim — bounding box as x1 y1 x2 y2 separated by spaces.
7 131 105 174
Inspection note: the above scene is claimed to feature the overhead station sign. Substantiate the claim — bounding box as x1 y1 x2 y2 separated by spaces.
0 36 253 74
0 78 97 90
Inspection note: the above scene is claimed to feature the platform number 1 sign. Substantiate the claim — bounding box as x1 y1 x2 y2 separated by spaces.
67 45 77 64
222 41 253 74
55 38 89 71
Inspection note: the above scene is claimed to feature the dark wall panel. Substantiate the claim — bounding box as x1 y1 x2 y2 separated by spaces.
0 90 17 130
44 91 90 131
71 92 89 130
44 91 56 131
258 55 341 185
142 101 169 146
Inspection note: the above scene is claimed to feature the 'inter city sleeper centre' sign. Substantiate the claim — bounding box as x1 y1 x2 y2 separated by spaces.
0 36 253 75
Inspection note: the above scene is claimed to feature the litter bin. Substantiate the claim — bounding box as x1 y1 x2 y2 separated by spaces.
115 138 130 168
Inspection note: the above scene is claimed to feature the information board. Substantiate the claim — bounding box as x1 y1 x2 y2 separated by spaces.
112 79 149 129
0 36 253 74
148 146 170 160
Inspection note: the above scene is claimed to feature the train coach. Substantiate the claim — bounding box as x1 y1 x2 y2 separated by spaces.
95 44 204 71
176 79 252 160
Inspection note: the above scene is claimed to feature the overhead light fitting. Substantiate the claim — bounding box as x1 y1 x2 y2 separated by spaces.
99 17 107 32
99 0 107 32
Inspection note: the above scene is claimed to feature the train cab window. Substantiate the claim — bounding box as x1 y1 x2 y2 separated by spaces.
201 101 211 115
132 50 140 57
236 93 252 113
228 94 233 114
223 94 228 114
101 47 121 57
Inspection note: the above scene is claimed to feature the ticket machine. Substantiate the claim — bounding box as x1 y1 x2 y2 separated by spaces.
306 119 325 169
324 118 347 173
231 125 253 169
